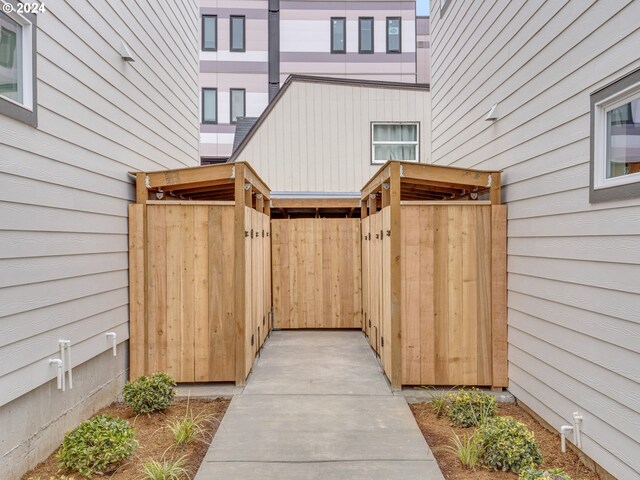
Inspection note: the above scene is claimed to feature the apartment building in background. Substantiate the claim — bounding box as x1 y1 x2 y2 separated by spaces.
200 0 427 163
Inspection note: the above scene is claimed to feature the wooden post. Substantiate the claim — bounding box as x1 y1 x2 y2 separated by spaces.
234 164 247 385
490 172 502 205
381 183 391 208
369 194 378 214
389 163 402 390
491 204 508 387
256 194 264 213
129 203 146 379
360 198 367 219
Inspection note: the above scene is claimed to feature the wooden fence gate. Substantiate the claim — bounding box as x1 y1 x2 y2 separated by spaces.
271 218 362 329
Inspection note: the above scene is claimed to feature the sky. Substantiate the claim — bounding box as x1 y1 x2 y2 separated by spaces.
417 0 430 16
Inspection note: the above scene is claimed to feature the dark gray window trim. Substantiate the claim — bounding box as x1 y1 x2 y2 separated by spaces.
330 17 346 54
202 88 217 124
386 17 402 54
358 17 374 54
230 15 246 52
590 66 640 203
230 88 246 124
201 15 217 51
0 4 37 127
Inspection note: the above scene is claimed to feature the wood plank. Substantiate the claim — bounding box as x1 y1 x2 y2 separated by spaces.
389 163 402 390
433 206 449 384
221 206 236 379
461 206 479 385
447 206 463 384
234 165 247 384
401 200 492 205
477 206 492 385
147 206 167 373
146 200 235 206
401 206 421 385
491 205 508 387
128 204 145 379
207 206 223 380
165 205 182 381
418 205 436 385
271 198 360 209
144 163 235 189
180 206 195 382
193 206 209 381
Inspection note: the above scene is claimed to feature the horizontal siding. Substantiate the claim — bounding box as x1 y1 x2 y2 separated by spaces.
430 0 640 478
0 0 199 414
235 81 430 192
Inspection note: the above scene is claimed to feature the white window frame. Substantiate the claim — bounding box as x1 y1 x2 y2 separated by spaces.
371 122 419 165
593 81 640 190
0 2 33 110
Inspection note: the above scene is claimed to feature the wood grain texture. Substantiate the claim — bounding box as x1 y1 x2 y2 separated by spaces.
128 204 145 379
272 218 362 329
491 205 508 387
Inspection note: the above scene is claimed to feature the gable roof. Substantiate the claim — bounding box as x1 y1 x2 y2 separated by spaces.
227 75 430 163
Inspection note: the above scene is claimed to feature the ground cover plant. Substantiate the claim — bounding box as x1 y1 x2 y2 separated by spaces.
123 372 177 415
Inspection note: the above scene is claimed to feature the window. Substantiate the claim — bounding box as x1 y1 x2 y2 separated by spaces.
331 17 345 54
386 17 401 53
371 123 419 164
0 5 36 126
591 68 640 202
202 88 217 124
359 17 374 54
230 88 245 124
230 16 245 52
202 15 217 51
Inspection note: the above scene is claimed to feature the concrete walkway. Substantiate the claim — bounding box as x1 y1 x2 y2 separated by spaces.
195 330 445 480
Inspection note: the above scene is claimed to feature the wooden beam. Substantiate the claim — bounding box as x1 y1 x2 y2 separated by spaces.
400 178 466 195
128 204 146 379
234 164 247 385
389 162 402 390
270 198 360 209
167 179 234 196
144 163 235 189
381 183 391 208
242 162 270 201
401 162 496 189
136 172 148 203
368 194 378 215
361 163 391 198
491 205 508 387
401 200 491 206
146 200 235 206
256 194 264 213
490 171 502 205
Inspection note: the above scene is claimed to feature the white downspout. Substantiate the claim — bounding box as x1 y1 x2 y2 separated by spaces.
106 332 117 356
58 341 66 391
60 339 73 390
560 425 574 453
573 412 583 449
49 359 63 390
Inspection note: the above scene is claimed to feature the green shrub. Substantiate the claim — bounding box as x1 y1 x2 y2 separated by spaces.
520 467 572 480
443 430 483 469
57 414 137 478
123 372 176 415
447 388 497 427
476 416 542 473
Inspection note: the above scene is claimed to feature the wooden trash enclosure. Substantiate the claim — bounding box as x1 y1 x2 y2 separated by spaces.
271 218 362 329
361 161 507 390
128 162 271 385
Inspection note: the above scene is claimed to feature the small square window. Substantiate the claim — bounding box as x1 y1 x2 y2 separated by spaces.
202 88 217 124
331 17 346 54
230 16 245 52
371 123 419 164
0 6 36 126
590 68 640 202
230 88 245 124
359 17 374 54
202 15 217 51
386 17 401 53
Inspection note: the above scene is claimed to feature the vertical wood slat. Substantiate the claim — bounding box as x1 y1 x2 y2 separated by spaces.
271 218 361 329
234 166 247 385
165 205 182 381
491 205 508 387
180 207 196 382
128 204 145 379
147 206 167 373
193 206 209 381
418 205 435 385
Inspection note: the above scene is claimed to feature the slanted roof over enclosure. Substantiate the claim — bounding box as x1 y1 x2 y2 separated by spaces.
360 160 502 206
131 161 270 203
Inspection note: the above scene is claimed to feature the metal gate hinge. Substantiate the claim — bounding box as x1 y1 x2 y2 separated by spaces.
251 334 254 346
251 228 254 238
386 230 391 237
245 230 249 237
381 337 384 347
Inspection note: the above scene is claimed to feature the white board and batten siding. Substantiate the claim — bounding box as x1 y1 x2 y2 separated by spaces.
233 78 431 193
430 1 640 478
0 0 199 408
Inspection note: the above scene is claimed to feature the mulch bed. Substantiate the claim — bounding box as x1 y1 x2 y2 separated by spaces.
23 398 229 479
410 402 601 480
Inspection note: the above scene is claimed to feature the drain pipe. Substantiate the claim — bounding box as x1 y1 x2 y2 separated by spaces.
573 412 583 449
106 332 117 356
60 339 73 389
49 358 64 391
560 425 574 453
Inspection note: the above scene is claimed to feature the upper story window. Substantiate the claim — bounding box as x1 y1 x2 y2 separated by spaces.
230 15 245 52
386 17 401 53
202 88 217 124
202 15 217 51
371 123 419 164
0 5 36 126
590 68 640 202
331 17 345 54
359 17 374 54
230 88 245 124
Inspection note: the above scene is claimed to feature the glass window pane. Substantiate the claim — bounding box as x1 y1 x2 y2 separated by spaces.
231 90 245 123
606 98 640 178
203 89 217 123
231 17 245 51
203 16 216 50
374 145 416 161
332 18 345 52
387 18 401 52
0 13 22 104
360 18 373 52
401 124 417 141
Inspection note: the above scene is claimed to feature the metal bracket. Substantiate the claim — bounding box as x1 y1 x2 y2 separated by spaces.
245 183 252 191
145 175 150 189
369 194 377 200
256 193 263 199
487 174 492 188
382 183 390 190
230 165 235 179
400 164 404 177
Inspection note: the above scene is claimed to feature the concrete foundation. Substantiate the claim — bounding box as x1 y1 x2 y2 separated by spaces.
0 342 128 479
